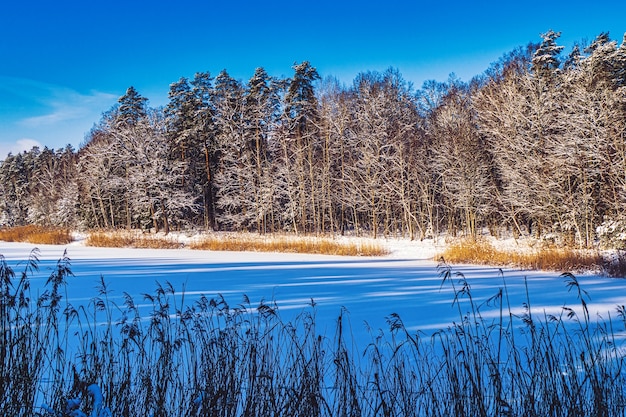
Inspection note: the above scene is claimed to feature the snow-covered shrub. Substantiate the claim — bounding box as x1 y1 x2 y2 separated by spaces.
596 219 626 249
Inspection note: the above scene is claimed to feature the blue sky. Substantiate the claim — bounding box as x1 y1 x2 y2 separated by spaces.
1 0 625 158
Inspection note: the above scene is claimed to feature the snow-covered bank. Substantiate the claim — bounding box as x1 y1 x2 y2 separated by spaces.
4 238 626 416
2 238 625 343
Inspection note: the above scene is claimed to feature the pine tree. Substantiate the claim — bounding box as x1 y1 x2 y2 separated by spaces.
531 30 564 79
116 86 148 128
164 77 209 226
165 77 196 161
281 61 321 233
285 61 320 133
190 71 219 230
25 146 78 227
582 32 618 89
614 33 626 87
0 152 32 225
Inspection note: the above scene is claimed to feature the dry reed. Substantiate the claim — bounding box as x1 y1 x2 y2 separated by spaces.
438 238 602 273
0 225 73 245
190 233 389 256
85 230 183 249
3 226 388 257
2 254 626 416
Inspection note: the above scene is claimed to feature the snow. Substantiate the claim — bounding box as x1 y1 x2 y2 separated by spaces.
2 238 626 345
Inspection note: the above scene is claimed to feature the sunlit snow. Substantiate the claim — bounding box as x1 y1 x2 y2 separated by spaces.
2 240 626 345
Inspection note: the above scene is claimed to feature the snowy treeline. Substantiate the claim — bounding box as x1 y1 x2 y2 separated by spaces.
1 31 626 247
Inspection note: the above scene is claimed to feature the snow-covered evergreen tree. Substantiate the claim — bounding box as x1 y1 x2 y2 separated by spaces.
190 71 219 230
280 61 321 233
115 86 148 128
531 29 564 78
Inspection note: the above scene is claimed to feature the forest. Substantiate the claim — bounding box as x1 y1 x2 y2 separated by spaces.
1 30 625 248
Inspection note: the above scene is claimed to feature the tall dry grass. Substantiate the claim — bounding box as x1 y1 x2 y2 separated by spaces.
438 238 603 273
190 234 388 256
0 225 73 245
85 230 388 256
2 254 626 416
2 226 388 257
85 230 183 249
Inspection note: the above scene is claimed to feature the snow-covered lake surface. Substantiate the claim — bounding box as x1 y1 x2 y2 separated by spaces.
2 240 626 345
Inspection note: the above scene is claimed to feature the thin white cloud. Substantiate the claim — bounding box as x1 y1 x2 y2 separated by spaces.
20 106 85 126
15 84 117 128
0 76 119 152
0 138 44 160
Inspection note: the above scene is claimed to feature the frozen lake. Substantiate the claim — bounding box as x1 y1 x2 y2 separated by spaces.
2 241 626 345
